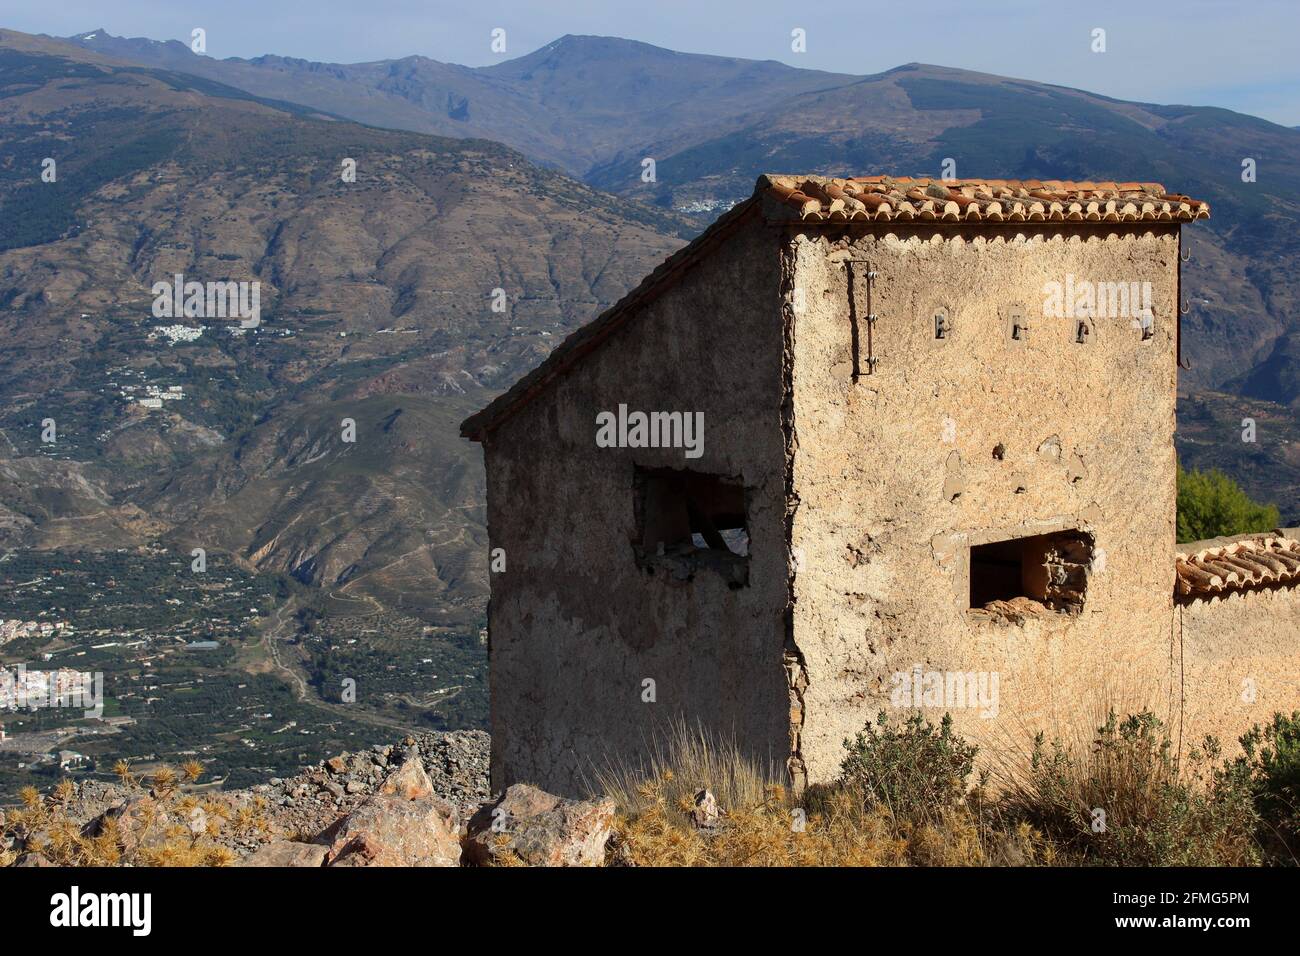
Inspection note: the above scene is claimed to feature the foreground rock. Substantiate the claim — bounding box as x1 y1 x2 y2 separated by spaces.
244 730 491 849
3 730 504 865
169 729 492 858
377 757 435 800
692 788 721 829
239 840 328 867
464 784 615 867
318 759 462 867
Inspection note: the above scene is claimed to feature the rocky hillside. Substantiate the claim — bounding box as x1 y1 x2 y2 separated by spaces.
0 30 690 617
1 731 488 864
1 729 618 867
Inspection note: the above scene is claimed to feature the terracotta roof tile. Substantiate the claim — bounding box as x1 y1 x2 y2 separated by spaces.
1175 534 1300 599
759 174 1210 224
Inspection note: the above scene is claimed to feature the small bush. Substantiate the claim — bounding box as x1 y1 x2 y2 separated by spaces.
1222 712 1300 863
998 711 1259 866
839 711 980 824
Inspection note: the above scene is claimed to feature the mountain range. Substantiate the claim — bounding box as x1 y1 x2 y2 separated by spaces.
1 24 1298 625
50 28 1300 400
0 27 689 619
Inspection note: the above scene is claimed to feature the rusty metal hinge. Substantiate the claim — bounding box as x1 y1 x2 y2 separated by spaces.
845 261 878 379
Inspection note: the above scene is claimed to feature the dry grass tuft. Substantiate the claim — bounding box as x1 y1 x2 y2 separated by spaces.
991 711 1260 866
594 719 781 825
602 717 1052 866
0 760 259 867
612 770 1042 866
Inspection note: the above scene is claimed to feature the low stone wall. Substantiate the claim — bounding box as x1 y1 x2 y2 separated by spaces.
1177 530 1300 755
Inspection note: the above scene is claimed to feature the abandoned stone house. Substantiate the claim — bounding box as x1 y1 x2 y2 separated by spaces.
461 174 1300 797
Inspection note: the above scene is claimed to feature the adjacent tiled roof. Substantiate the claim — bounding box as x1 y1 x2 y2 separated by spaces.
462 172 1209 440
1176 533 1300 599
761 174 1210 224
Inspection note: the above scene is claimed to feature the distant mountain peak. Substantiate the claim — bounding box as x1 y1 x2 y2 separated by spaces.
488 33 688 70
550 34 662 49
64 27 196 55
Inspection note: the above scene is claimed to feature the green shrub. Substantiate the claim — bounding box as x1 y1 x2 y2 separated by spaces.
1222 712 1300 863
1000 711 1259 865
839 711 980 823
1177 464 1279 543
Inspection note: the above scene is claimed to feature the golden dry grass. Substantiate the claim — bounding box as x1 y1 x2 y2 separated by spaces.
612 771 1059 867
601 710 1265 867
4 708 1278 868
0 762 266 868
602 720 1058 866
594 719 782 821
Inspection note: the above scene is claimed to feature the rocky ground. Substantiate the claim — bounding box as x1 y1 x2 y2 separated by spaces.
239 730 492 851
2 729 620 867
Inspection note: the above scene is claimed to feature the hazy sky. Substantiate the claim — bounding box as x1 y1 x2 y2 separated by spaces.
4 0 1298 126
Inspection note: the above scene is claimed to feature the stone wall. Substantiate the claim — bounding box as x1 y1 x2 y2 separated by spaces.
1177 532 1300 753
482 214 792 797
787 223 1184 783
480 210 1299 799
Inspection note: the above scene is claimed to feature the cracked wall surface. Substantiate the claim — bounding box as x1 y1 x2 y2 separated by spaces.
483 217 792 797
480 212 1300 798
1178 580 1300 751
787 224 1183 782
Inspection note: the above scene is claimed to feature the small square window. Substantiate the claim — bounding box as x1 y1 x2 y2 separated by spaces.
969 530 1092 615
633 467 749 587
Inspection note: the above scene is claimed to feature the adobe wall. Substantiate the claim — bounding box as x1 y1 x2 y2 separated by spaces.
787 223 1184 784
1177 542 1300 753
482 214 792 797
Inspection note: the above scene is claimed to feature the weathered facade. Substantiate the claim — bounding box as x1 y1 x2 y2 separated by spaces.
462 174 1300 796
1175 532 1300 752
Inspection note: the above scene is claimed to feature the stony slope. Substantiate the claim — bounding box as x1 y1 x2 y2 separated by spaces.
0 730 491 863
0 32 690 616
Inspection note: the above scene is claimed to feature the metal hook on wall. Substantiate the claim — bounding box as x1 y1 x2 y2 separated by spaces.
1180 244 1192 263
1180 299 1191 315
